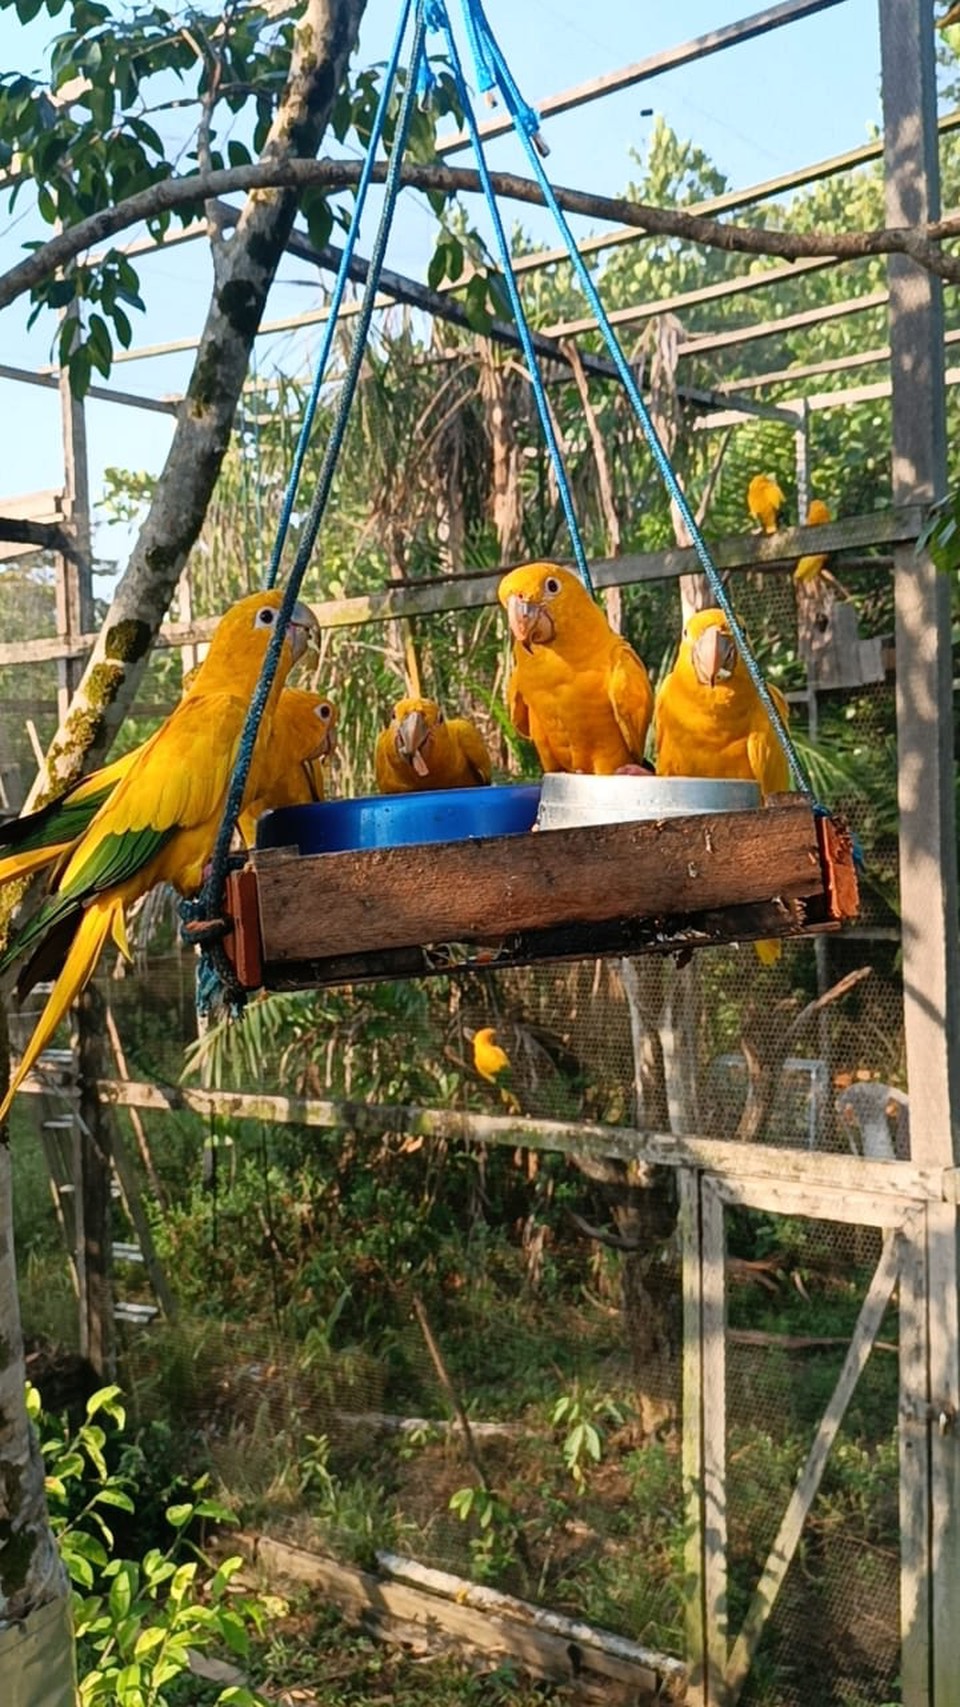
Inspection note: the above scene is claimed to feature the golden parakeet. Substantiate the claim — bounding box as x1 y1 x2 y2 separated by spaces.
498 562 653 775
655 606 791 966
375 696 491 793
0 589 319 1123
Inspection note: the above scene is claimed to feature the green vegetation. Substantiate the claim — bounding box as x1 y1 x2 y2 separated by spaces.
6 9 955 1703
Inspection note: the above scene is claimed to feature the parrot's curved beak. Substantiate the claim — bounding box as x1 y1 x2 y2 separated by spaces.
691 624 736 688
397 709 431 776
303 715 337 764
507 593 555 651
287 601 320 662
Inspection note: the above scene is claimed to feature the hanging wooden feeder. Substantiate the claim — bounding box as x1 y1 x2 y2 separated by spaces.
218 788 858 994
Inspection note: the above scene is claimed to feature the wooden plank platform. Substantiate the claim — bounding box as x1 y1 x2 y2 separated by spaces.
222 797 858 991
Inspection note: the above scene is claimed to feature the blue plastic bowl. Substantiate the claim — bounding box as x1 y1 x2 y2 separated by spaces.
256 784 542 854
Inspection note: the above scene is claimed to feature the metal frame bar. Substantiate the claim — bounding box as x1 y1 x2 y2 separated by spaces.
437 0 850 157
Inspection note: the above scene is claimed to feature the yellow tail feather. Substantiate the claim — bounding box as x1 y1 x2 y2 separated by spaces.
0 841 73 889
754 937 782 967
0 896 123 1125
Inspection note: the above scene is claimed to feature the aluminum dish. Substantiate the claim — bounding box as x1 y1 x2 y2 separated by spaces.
535 773 762 830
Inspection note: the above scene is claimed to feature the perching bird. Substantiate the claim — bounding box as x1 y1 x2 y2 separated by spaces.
238 689 338 844
655 607 791 966
471 1025 520 1114
0 689 336 890
794 498 833 584
375 696 492 793
498 562 653 774
0 589 318 1124
747 473 786 535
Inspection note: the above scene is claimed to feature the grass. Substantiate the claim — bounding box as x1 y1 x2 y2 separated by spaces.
248 1598 575 1705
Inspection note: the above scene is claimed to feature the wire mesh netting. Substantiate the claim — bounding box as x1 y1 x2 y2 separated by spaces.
3 540 917 1702
728 1216 900 1707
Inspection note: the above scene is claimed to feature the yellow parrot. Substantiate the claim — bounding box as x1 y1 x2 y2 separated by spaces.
375 696 492 793
0 589 319 1124
471 1026 520 1114
0 689 337 892
238 689 338 843
498 562 653 775
794 498 833 584
747 473 786 535
655 607 791 966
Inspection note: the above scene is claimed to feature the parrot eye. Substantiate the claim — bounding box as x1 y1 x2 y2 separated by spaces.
254 607 277 628
544 576 561 597
318 703 332 721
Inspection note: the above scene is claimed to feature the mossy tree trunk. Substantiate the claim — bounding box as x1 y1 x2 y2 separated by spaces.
26 0 367 807
1 3 367 1696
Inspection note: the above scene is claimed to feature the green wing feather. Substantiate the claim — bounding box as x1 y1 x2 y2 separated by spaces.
0 782 112 857
0 825 175 981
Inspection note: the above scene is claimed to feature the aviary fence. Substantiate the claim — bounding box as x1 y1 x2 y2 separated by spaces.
1 3 957 1704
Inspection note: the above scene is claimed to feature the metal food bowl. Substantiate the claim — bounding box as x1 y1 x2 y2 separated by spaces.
535 773 762 830
256 783 542 854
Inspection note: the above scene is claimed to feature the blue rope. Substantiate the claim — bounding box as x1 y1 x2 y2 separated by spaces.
426 0 593 594
184 6 428 1006
264 0 415 590
457 0 814 801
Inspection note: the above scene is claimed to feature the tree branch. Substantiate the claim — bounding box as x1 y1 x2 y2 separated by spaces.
3 158 960 314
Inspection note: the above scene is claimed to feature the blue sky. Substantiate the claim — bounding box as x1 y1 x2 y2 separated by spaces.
0 0 883 580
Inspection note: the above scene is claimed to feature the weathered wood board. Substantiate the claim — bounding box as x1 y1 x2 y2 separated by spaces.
240 1532 686 1703
223 797 854 990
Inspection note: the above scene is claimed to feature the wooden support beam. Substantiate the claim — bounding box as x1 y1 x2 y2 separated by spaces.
0 515 75 558
701 1179 729 1704
71 1078 950 1204
0 360 178 415
679 289 888 359
881 9 960 1700
899 1208 932 1707
681 1170 708 1704
0 507 920 669
542 255 838 342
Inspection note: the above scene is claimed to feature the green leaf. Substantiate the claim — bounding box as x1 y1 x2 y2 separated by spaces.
427 241 448 292
217 1609 250 1658
86 1385 125 1424
132 1627 166 1659
95 1486 136 1513
168 1560 198 1605
67 342 93 400
108 1562 136 1621
115 1662 145 1707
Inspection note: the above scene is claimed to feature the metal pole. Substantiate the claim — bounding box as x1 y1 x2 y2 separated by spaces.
879 5 960 1702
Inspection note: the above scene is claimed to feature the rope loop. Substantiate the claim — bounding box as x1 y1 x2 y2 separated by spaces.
453 0 816 802
431 0 593 593
185 4 428 1007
